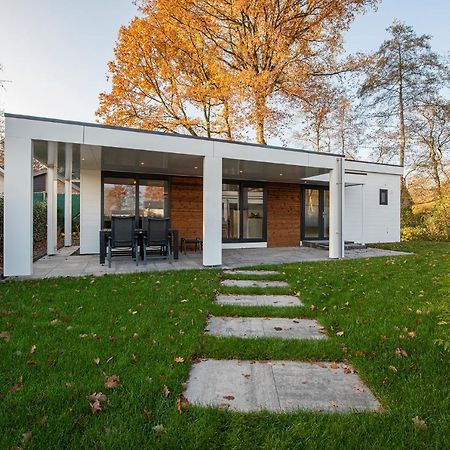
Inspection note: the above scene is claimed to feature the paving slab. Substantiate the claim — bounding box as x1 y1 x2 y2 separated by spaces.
216 294 303 307
221 279 289 288
205 316 326 340
185 360 381 413
223 270 280 276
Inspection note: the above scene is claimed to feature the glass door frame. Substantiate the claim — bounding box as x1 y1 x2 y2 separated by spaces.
300 185 329 240
222 180 267 243
101 171 171 228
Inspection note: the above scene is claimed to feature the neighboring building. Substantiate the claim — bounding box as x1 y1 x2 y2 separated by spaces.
3 114 403 276
33 168 80 194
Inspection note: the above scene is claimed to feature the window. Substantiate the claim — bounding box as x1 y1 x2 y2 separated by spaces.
103 176 169 227
222 182 266 241
379 189 388 205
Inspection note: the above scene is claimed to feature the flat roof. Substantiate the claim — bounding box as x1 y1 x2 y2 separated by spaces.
5 113 403 168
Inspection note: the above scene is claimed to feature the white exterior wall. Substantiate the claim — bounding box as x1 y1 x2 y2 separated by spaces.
344 170 401 244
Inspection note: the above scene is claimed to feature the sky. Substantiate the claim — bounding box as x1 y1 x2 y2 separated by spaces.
0 0 449 124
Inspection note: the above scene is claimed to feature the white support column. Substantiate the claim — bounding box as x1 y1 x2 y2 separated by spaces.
46 142 58 256
360 184 366 245
80 145 102 254
4 136 34 276
329 157 345 259
64 143 73 247
202 155 222 266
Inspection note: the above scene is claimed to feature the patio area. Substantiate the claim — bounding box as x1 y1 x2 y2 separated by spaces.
23 245 409 279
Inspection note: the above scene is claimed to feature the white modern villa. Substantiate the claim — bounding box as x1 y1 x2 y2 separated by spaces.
3 114 403 277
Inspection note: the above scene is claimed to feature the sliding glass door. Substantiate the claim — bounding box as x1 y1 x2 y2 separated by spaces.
222 182 266 242
102 174 169 228
301 187 329 240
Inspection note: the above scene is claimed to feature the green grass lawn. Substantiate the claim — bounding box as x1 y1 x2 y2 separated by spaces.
1 241 449 449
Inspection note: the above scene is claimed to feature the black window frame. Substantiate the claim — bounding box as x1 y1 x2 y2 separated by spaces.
222 180 267 243
379 189 388 206
101 171 171 228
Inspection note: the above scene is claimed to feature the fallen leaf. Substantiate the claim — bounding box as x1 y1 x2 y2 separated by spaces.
88 392 107 403
30 345 37 354
223 395 235 400
152 424 165 434
330 400 338 407
93 357 100 365
9 376 23 393
0 331 11 342
395 347 408 358
408 331 416 338
143 407 151 418
274 327 283 331
330 362 338 370
412 416 427 430
163 385 171 397
388 365 398 373
50 319 59 325
106 356 114 364
87 392 107 414
22 431 32 444
131 354 138 363
343 365 354 374
336 331 344 337
105 375 120 389
175 357 185 363
176 394 189 414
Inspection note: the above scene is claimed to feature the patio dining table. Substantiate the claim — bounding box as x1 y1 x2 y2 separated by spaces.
99 228 179 265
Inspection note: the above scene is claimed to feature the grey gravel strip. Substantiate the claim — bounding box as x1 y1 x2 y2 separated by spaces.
216 294 302 307
223 270 280 276
185 359 381 413
221 279 289 288
205 316 327 340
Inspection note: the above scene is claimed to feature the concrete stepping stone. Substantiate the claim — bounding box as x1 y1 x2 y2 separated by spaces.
223 270 280 276
221 279 289 288
216 294 302 307
185 359 381 413
205 316 327 340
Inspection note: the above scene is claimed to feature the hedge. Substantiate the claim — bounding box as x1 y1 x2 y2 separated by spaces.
0 196 47 249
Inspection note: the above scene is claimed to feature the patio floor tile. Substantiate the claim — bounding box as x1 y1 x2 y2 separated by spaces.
205 316 327 340
184 359 381 413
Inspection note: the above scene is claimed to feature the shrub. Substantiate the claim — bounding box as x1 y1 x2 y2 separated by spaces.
33 201 47 242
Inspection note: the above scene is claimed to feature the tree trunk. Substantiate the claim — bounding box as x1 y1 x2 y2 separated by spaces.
223 100 233 140
255 95 267 145
398 45 411 208
429 145 442 197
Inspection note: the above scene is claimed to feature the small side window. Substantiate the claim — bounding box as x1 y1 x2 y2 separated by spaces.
379 189 388 205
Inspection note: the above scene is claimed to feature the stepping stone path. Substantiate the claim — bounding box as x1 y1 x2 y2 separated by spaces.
185 359 381 413
223 269 280 276
216 294 302 307
221 279 289 288
185 268 381 413
205 316 326 340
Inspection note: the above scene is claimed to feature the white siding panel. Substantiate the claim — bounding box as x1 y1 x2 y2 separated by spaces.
348 173 400 244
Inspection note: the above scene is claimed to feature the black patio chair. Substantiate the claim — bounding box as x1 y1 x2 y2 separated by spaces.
107 216 138 268
142 217 171 264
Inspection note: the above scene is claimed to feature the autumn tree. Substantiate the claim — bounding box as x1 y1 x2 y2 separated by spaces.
412 96 450 196
358 21 448 201
99 0 379 144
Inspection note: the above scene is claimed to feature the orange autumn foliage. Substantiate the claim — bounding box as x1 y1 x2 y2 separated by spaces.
97 0 378 144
